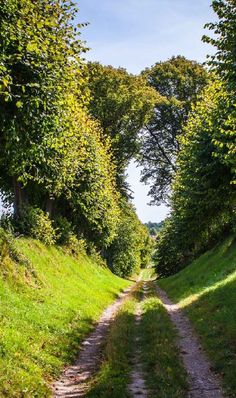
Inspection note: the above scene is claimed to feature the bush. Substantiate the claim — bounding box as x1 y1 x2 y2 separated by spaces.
63 232 87 257
0 227 10 263
0 227 33 271
0 212 14 234
107 200 152 277
17 206 57 245
54 216 73 245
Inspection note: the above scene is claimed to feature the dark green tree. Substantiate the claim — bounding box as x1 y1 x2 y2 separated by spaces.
139 56 208 205
155 79 235 276
203 0 236 91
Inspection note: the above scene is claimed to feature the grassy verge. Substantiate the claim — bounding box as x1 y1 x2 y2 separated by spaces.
159 235 236 397
139 283 188 398
0 237 130 397
86 288 142 398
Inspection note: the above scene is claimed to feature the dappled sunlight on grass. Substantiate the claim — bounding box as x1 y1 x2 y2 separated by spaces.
139 284 188 398
178 269 236 309
86 291 139 398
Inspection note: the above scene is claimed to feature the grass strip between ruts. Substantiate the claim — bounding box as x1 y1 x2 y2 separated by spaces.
139 282 188 398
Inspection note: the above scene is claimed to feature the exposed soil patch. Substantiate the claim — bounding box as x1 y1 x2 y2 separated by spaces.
156 286 224 398
52 286 134 398
128 283 148 398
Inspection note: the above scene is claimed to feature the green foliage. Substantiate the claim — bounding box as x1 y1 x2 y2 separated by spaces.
0 0 90 204
54 216 73 245
87 62 157 193
159 236 236 397
108 200 152 277
139 56 208 204
68 128 121 249
0 228 12 263
154 4 236 276
145 221 164 236
63 233 87 258
0 236 129 397
203 0 236 91
0 2 124 256
17 206 57 245
0 212 15 234
155 79 235 276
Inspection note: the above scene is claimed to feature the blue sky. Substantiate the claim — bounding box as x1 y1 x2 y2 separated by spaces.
77 0 215 74
76 0 216 223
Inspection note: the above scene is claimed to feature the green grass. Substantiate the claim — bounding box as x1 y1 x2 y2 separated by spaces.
139 283 188 398
0 237 130 397
139 267 157 281
86 287 142 398
158 235 236 397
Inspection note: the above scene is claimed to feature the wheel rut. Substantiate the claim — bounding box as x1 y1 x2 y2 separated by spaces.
156 285 224 398
52 285 134 398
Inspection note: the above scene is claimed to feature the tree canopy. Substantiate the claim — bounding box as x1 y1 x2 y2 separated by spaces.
0 0 153 278
139 56 208 205
154 1 236 276
87 62 157 195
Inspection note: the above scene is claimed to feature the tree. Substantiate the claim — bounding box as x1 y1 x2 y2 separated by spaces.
203 0 236 92
107 200 152 277
87 62 157 195
139 56 208 205
0 0 89 216
203 0 236 184
155 79 235 276
154 3 236 276
63 124 121 249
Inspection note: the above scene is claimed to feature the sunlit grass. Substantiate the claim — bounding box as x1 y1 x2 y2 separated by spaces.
139 267 157 281
0 238 130 397
159 236 236 397
86 288 141 398
139 283 188 398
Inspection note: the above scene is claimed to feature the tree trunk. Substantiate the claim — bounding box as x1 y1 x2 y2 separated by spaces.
13 177 28 218
46 197 54 219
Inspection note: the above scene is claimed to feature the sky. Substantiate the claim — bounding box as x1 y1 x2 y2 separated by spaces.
75 0 215 223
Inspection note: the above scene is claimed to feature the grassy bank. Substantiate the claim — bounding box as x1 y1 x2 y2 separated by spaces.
140 283 188 398
159 236 236 397
0 237 130 397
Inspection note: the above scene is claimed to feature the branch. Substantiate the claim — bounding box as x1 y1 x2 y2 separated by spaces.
144 127 177 172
